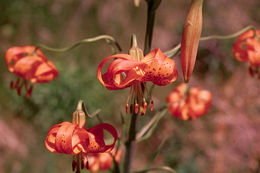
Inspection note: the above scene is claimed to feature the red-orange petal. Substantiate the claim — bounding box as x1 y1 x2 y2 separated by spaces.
86 123 118 153
232 30 260 62
167 83 212 120
4 46 46 72
11 56 58 83
142 48 178 85
45 122 89 155
97 54 145 90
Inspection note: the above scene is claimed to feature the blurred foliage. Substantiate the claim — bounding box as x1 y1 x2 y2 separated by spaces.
0 0 259 173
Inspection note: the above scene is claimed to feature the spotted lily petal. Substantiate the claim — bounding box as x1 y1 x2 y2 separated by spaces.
97 54 145 90
233 29 260 78
12 56 58 83
45 122 118 155
86 123 118 153
232 30 260 62
45 122 90 155
4 46 46 72
142 48 178 85
167 83 212 120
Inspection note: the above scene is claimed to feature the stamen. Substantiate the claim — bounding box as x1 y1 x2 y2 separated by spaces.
80 153 88 169
17 86 22 96
72 157 77 171
81 157 84 169
150 100 154 111
126 104 129 113
135 103 139 114
249 66 254 77
10 80 15 90
142 82 151 97
130 104 134 114
15 78 20 88
141 102 148 116
126 86 133 105
26 85 34 98
258 67 260 79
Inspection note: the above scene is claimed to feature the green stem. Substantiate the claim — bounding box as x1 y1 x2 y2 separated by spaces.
144 0 162 55
123 1 161 173
164 25 256 57
36 35 121 54
123 111 138 173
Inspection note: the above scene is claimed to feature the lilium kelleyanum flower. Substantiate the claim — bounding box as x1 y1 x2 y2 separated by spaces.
97 42 178 115
4 46 58 97
167 83 212 120
45 101 118 173
86 148 122 172
233 29 260 79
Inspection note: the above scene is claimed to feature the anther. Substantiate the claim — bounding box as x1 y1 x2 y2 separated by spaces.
141 102 148 115
81 157 84 170
15 78 20 88
135 103 139 114
26 85 34 98
81 154 89 169
150 100 154 111
130 104 133 114
126 104 129 113
72 160 77 171
17 86 22 96
10 81 15 90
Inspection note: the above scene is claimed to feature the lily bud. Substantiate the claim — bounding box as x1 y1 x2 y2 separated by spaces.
134 0 141 7
181 0 203 82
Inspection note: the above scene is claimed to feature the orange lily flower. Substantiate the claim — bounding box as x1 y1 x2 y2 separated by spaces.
97 47 178 115
233 29 260 79
44 122 117 155
84 149 122 172
45 102 118 173
167 83 212 120
4 46 58 97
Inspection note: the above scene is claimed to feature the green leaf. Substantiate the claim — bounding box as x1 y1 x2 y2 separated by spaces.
136 108 167 143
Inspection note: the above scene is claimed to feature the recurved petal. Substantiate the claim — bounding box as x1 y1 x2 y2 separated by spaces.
232 30 260 62
247 39 260 66
142 48 178 86
97 54 145 90
86 123 118 153
45 122 90 155
13 56 43 80
31 60 59 83
4 46 46 72
45 122 72 153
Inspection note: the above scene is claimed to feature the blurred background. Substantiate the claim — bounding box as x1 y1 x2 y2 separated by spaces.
0 0 260 173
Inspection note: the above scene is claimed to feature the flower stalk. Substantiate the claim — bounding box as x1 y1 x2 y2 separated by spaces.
165 25 256 58
144 0 161 55
123 1 161 172
37 35 121 54
123 35 141 173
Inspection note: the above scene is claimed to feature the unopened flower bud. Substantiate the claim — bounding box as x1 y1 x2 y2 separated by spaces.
181 0 204 82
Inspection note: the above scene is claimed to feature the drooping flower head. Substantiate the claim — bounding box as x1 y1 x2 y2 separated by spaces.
233 29 260 79
167 83 212 120
97 38 178 115
45 101 118 173
4 46 58 97
85 149 122 172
